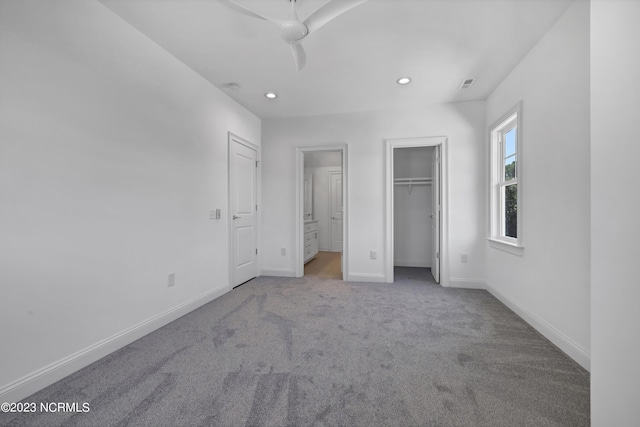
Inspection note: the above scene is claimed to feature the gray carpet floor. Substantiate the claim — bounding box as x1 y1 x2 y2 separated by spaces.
1 268 590 426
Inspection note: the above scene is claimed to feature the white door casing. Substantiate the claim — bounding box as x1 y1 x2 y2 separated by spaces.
229 134 259 287
330 172 343 252
431 146 441 283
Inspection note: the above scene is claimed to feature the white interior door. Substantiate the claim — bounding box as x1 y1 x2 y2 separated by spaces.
330 172 343 252
431 146 441 283
230 138 258 287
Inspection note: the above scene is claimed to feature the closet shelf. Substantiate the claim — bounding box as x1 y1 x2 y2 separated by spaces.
394 177 432 194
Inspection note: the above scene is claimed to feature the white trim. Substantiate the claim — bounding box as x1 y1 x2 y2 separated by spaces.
260 268 296 277
0 286 230 403
449 278 486 289
487 238 524 256
384 136 449 285
228 133 261 287
296 145 349 279
347 273 386 283
485 281 590 371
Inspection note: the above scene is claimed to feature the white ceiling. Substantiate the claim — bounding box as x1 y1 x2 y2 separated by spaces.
99 0 574 119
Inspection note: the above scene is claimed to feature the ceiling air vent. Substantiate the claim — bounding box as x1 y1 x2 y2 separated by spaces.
459 78 475 90
221 82 241 91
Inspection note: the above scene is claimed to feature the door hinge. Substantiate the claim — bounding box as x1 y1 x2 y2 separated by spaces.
436 252 440 259
256 248 258 255
256 204 258 212
256 161 259 168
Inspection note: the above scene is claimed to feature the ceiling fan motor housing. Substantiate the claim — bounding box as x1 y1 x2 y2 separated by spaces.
278 20 309 42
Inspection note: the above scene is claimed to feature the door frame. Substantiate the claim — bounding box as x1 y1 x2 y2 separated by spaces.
295 144 349 279
228 132 261 289
384 136 449 285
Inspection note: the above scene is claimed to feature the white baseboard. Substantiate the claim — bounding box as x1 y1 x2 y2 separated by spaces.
347 273 386 283
261 268 296 277
0 285 230 403
449 278 486 289
394 260 431 268
485 281 591 371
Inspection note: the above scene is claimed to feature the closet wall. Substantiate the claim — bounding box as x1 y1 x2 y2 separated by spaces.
394 147 434 267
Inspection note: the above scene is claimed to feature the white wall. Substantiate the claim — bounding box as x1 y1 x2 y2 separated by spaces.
485 0 590 369
305 166 342 251
590 0 640 423
0 0 260 401
394 146 434 180
262 102 486 283
394 147 434 267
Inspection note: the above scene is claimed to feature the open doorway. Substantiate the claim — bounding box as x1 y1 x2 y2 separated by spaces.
393 146 438 282
296 145 348 280
385 137 448 285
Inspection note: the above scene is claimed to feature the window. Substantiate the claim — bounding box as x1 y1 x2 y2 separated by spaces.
489 103 522 251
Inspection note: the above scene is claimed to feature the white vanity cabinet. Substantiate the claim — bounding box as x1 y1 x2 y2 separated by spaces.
304 220 319 263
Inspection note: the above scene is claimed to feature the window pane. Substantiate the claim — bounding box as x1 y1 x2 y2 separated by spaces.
504 184 517 238
504 155 516 180
505 128 516 157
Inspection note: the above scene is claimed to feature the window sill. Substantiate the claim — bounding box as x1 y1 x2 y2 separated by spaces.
488 238 524 256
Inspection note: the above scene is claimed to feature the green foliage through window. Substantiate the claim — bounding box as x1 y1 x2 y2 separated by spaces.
505 184 517 238
505 160 516 180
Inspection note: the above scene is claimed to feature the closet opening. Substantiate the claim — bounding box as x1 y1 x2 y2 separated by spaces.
385 137 447 285
393 146 439 283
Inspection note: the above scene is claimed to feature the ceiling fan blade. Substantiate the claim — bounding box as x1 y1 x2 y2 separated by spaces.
216 0 269 21
304 0 368 34
291 42 307 71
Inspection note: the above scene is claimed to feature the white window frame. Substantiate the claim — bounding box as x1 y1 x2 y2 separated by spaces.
488 102 523 254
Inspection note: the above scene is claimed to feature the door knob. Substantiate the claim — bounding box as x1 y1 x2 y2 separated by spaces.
233 215 240 220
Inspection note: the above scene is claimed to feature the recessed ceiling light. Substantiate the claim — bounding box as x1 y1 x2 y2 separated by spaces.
265 92 278 99
396 77 412 85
